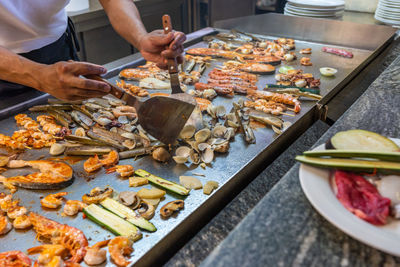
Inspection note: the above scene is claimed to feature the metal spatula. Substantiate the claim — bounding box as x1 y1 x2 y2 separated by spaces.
85 75 195 145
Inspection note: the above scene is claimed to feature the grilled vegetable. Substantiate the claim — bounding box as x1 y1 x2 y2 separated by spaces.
100 198 156 232
295 155 400 174
326 130 400 152
320 67 337 76
160 200 184 218
303 150 400 162
137 188 166 199
135 169 190 196
83 204 142 241
265 84 320 94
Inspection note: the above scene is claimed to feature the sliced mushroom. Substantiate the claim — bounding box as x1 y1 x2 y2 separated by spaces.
118 191 140 208
82 187 113 204
152 147 171 162
137 200 155 220
160 200 184 218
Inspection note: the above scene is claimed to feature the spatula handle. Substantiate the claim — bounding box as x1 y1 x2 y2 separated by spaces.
162 14 179 74
84 74 124 99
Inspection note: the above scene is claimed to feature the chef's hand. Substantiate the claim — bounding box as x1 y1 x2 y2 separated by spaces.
138 30 186 69
37 61 111 101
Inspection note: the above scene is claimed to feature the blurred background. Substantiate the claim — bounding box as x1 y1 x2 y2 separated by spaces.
65 0 391 64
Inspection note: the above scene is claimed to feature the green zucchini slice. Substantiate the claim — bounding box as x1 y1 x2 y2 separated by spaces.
296 155 400 174
100 198 156 232
135 169 190 196
83 204 142 241
303 150 400 162
327 130 399 152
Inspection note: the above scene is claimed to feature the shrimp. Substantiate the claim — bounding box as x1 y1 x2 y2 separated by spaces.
0 194 19 212
41 192 68 209
108 236 133 267
116 80 149 97
7 205 27 219
63 200 87 216
83 155 103 173
0 215 12 235
194 83 234 96
29 212 88 263
13 214 32 229
28 244 68 265
112 105 137 119
244 99 287 116
300 57 312 66
247 90 301 113
0 251 32 267
84 240 110 266
195 97 212 112
106 165 134 177
100 150 119 167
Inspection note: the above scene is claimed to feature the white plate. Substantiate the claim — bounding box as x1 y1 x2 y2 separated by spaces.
378 3 400 11
286 3 345 11
284 8 343 17
376 10 400 21
286 5 344 14
299 138 400 257
288 0 345 8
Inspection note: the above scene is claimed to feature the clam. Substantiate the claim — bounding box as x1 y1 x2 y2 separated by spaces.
207 105 226 119
152 147 170 162
173 146 191 164
201 147 214 164
180 124 196 139
123 139 136 150
194 128 211 143
294 79 307 88
74 127 86 137
122 124 136 132
118 116 129 124
212 125 227 138
213 139 230 153
50 143 65 156
197 143 211 152
224 127 236 140
203 89 217 100
189 150 201 164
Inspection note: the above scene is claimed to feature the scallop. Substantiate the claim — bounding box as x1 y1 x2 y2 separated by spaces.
195 128 211 143
294 79 307 88
284 53 294 62
180 124 196 139
212 125 227 138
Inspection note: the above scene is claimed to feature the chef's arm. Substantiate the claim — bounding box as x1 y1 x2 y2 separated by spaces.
99 0 186 68
0 45 110 100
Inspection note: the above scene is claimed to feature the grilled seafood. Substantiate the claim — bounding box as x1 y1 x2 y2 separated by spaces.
223 60 275 75
299 48 312 54
274 38 295 50
0 251 32 267
12 214 32 229
244 99 288 116
247 90 301 113
37 115 64 135
208 69 257 81
82 187 113 204
7 205 27 219
83 155 103 173
275 69 320 88
106 165 134 177
29 212 88 263
63 200 87 216
0 215 12 235
195 83 234 96
112 105 137 119
116 80 149 97
1 160 74 190
100 150 119 167
84 240 109 266
300 57 312 66
119 68 152 80
322 46 353 58
195 97 212 112
28 244 68 265
0 194 18 212
108 236 133 267
41 192 68 209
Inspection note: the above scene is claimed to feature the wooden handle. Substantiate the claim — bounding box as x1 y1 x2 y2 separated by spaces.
84 74 124 99
162 14 179 74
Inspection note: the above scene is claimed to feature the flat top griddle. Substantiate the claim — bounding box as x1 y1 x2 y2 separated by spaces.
0 14 396 266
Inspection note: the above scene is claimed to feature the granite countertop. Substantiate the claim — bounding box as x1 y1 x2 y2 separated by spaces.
198 54 400 266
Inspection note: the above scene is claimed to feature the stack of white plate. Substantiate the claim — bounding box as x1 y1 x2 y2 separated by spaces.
375 0 400 27
284 0 345 19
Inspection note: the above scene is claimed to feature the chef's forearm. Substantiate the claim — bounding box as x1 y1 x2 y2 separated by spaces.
0 46 44 89
99 0 148 50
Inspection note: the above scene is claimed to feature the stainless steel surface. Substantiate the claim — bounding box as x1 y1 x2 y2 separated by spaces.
0 15 397 266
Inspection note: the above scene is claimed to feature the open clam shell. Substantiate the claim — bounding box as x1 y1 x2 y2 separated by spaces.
195 128 211 143
201 147 214 164
180 124 196 139
212 125 227 139
173 146 192 164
